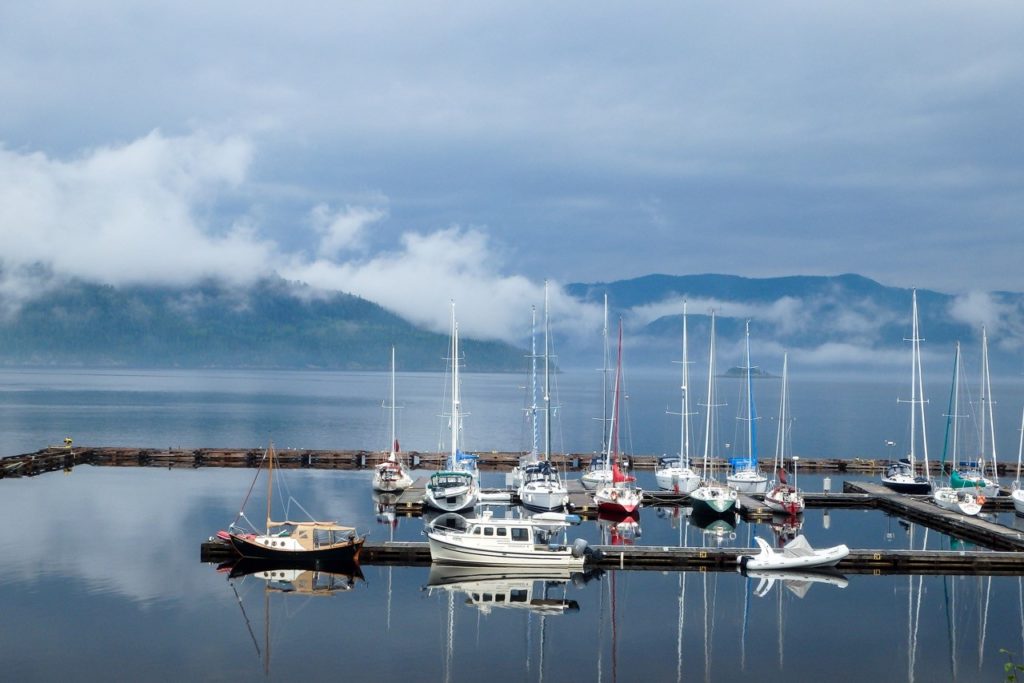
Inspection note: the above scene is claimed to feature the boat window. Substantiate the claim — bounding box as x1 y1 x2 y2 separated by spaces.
511 590 528 603
511 528 528 542
483 527 494 536
472 527 482 535
495 594 506 603
496 527 507 537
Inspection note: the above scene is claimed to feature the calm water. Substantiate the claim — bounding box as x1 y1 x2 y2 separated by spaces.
3 368 1024 681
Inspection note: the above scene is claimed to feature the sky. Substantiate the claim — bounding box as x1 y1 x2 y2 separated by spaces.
1 1 1023 343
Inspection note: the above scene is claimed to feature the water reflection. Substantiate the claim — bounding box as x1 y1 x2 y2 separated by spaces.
217 556 364 677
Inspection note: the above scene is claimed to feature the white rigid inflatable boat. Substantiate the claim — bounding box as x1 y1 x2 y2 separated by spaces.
738 535 849 571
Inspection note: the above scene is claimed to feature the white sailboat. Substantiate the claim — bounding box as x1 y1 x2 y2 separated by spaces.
582 294 614 491
518 282 569 512
1011 407 1024 515
372 346 414 493
881 289 932 494
764 353 805 514
727 320 769 494
656 302 701 494
950 326 1001 496
932 342 984 515
509 305 541 491
593 320 642 514
424 304 480 513
690 311 739 517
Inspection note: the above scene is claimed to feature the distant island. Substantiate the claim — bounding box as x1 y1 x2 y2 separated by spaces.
720 366 779 379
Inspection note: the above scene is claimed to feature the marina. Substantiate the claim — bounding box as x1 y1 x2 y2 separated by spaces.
5 367 1024 681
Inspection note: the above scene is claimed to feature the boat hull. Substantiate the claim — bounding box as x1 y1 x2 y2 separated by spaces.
655 468 700 493
228 534 364 562
690 485 737 517
932 487 982 516
1013 488 1024 516
763 485 805 515
426 532 586 567
519 484 570 512
727 470 769 494
881 472 931 494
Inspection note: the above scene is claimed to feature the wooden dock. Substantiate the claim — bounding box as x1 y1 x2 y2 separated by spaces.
844 480 1024 551
6 444 1019 479
199 540 1024 575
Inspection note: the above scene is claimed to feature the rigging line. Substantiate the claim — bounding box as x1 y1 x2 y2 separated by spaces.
230 580 262 661
232 448 269 527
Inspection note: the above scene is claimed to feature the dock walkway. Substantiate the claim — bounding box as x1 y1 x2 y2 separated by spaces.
199 540 1024 575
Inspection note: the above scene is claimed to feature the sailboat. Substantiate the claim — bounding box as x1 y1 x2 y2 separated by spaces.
690 311 739 517
932 342 984 515
509 305 541 491
518 282 569 512
224 442 365 562
727 320 769 493
881 289 932 494
593 320 642 515
372 346 414 493
1011 408 1024 515
764 353 805 514
949 326 1001 496
656 302 701 494
582 294 614 491
424 304 480 513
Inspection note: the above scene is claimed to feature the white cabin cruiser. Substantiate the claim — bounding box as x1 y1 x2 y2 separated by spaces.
426 511 590 567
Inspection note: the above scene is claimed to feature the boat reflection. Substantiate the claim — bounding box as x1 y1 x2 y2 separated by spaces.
768 513 804 546
597 509 641 545
425 564 601 615
742 567 848 598
219 557 364 593
688 510 737 546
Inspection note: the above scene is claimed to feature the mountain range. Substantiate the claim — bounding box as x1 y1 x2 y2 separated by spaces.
0 273 1020 371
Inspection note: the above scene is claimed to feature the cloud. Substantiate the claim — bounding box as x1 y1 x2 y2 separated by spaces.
948 291 1024 351
283 226 603 342
0 130 276 304
310 203 386 259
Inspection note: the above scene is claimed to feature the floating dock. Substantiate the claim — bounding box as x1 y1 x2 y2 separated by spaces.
199 540 1024 576
5 444 1014 479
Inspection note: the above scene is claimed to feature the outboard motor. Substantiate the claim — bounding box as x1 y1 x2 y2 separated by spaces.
571 538 590 559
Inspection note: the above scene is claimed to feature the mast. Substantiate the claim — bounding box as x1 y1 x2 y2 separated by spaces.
1016 406 1024 488
601 294 610 459
390 346 397 459
981 326 998 477
530 305 539 459
265 443 274 534
743 320 758 464
450 302 459 467
544 281 552 461
605 320 623 469
681 302 691 467
915 293 930 479
775 353 789 474
703 312 717 476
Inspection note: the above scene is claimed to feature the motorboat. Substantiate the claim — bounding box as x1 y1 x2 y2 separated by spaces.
738 535 849 571
425 510 590 567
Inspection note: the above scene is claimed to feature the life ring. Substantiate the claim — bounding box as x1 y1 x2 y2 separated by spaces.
977 495 986 506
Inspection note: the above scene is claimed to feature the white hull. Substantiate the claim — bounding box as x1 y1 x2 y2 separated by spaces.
424 479 479 513
581 468 612 490
690 484 737 515
519 482 569 511
426 513 587 567
932 486 982 516
727 471 769 494
763 485 806 514
1012 487 1024 516
372 465 413 493
741 535 849 571
655 467 700 493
